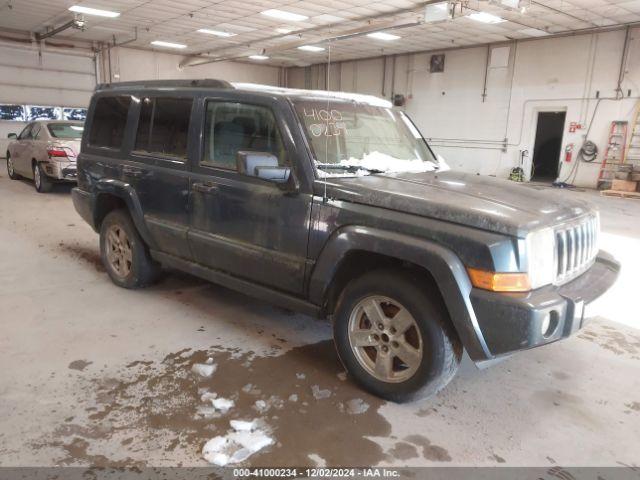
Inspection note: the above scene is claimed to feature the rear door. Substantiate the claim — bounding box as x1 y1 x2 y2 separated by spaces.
188 95 313 295
126 94 194 260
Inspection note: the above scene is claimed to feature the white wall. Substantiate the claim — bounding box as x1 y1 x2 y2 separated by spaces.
287 27 640 188
0 41 96 155
1 43 282 157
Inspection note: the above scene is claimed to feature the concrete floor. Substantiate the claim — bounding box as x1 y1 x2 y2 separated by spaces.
0 170 639 468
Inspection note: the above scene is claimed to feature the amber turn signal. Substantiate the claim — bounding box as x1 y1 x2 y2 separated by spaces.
466 268 531 292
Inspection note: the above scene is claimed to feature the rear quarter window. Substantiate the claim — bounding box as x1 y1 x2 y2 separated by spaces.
88 96 132 149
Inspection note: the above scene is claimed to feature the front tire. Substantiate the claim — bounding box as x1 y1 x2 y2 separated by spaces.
33 162 53 193
333 269 462 402
99 209 160 288
6 153 20 179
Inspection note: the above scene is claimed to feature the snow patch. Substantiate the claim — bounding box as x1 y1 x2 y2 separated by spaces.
345 398 369 415
288 394 298 402
317 151 439 178
296 373 306 380
202 419 274 466
311 385 331 400
191 362 217 378
308 453 327 467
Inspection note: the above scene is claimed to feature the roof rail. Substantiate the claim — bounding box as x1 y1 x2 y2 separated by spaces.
95 79 234 91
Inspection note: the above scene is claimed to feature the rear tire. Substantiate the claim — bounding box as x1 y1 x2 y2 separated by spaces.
33 162 53 193
100 209 160 288
6 153 20 180
333 269 462 403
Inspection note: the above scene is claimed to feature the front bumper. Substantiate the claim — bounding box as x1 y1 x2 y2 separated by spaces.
471 251 620 359
41 159 77 181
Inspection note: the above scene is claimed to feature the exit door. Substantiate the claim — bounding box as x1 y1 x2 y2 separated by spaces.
531 111 566 182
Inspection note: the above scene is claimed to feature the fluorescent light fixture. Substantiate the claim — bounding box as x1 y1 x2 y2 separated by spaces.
248 54 269 60
366 31 401 41
425 2 451 22
468 12 506 23
151 40 187 49
518 27 549 37
197 28 236 37
499 0 520 8
276 27 293 34
261 9 308 22
68 5 120 17
297 45 325 52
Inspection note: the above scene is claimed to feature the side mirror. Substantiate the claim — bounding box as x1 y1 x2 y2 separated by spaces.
7 133 17 140
236 151 291 185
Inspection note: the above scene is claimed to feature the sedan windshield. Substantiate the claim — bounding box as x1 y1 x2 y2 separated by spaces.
293 99 439 177
47 123 84 139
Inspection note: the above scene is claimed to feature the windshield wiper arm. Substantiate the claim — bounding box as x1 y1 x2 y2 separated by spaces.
315 163 385 174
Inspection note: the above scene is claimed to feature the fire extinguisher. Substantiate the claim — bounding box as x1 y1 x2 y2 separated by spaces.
564 143 574 163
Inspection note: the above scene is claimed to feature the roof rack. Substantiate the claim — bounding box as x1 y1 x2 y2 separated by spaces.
95 79 234 91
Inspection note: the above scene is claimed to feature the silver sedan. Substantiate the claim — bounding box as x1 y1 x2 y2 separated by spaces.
6 120 83 193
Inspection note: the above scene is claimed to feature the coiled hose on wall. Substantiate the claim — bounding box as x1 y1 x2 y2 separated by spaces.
578 140 599 162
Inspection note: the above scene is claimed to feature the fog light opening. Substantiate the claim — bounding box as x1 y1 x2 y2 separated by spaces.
541 311 559 338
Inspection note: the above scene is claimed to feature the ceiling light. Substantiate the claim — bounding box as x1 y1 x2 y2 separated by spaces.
261 9 308 22
197 29 236 37
68 5 120 17
297 45 325 52
367 31 401 41
276 27 293 34
518 27 549 36
249 55 269 60
151 40 187 49
425 2 451 22
468 12 506 23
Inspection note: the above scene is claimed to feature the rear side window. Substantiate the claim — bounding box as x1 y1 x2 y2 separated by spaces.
88 96 131 149
134 97 192 159
202 101 286 170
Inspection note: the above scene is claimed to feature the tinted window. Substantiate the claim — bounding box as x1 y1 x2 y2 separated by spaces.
88 96 131 149
134 97 192 159
48 123 84 139
202 101 286 170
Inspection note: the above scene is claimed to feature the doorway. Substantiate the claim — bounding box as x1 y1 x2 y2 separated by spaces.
531 111 566 182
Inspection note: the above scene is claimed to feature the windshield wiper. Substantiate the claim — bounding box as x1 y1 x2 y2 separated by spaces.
315 163 385 174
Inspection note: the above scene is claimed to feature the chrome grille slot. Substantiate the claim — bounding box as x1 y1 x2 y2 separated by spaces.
555 215 599 284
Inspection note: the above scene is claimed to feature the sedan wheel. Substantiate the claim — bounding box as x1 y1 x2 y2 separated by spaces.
33 163 53 193
6 154 19 180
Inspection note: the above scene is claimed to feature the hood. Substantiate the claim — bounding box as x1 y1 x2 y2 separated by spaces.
51 139 80 158
323 171 594 237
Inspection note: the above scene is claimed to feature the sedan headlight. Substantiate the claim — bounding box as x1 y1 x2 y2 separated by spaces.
525 227 556 289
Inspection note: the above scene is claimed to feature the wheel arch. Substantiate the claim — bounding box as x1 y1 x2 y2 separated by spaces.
91 180 156 249
309 225 491 361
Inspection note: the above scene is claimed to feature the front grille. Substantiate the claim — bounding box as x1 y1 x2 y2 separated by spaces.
555 215 599 284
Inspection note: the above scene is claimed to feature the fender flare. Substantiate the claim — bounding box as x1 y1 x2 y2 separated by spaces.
93 179 156 249
308 225 491 360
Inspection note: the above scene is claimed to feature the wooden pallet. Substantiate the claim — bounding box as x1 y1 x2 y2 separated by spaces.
601 189 640 199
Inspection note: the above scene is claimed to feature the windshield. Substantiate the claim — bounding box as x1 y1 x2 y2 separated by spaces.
47 123 84 139
293 99 439 177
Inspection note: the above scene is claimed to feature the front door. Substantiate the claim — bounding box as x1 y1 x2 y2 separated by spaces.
188 98 312 295
13 123 34 176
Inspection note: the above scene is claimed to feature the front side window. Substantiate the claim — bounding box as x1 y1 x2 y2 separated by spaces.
293 99 439 177
202 101 286 170
18 124 33 140
134 97 192 159
48 123 84 139
88 96 131 149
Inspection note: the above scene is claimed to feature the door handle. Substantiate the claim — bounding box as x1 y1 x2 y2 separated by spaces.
122 165 145 178
192 182 219 193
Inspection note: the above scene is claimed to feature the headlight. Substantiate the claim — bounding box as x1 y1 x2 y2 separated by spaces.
525 227 556 289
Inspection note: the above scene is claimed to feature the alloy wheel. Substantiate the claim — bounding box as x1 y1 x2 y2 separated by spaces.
34 164 41 190
105 224 133 278
347 295 423 383
7 157 14 177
